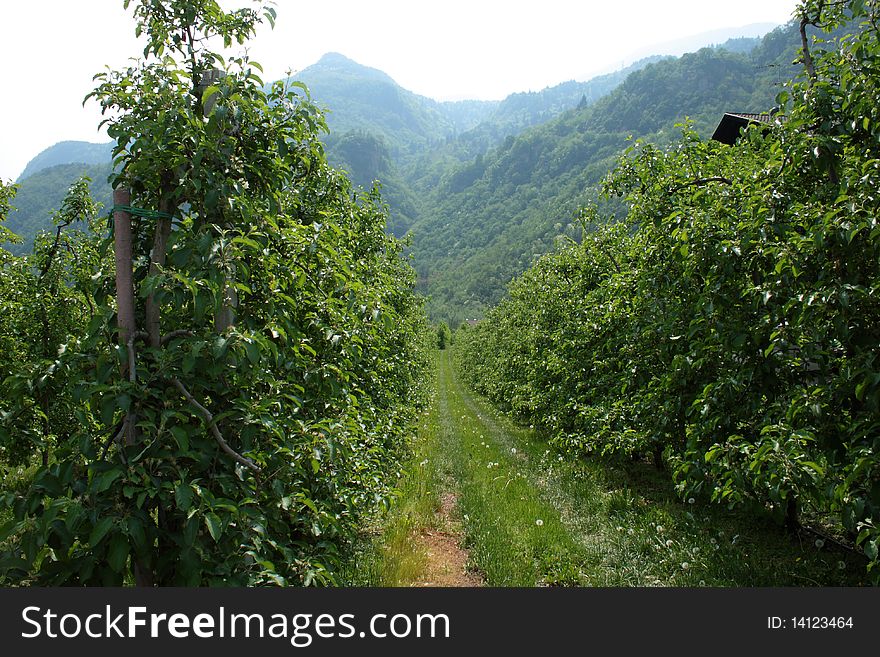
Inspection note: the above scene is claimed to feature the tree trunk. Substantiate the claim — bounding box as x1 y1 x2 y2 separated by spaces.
113 190 138 446
113 189 154 587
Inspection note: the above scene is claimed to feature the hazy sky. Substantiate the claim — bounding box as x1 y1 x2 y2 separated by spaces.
0 0 799 181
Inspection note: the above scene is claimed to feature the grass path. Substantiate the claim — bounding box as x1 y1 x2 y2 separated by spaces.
344 349 867 586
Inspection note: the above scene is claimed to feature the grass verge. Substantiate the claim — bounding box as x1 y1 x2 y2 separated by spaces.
447 350 868 586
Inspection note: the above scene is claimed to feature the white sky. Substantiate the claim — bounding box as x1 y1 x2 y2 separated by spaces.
0 0 799 181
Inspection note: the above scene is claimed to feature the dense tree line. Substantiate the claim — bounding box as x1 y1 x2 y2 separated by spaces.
0 0 429 586
458 0 880 581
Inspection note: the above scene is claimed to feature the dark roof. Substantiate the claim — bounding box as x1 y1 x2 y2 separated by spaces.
711 112 775 145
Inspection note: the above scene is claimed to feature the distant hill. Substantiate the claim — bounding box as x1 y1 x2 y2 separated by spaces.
284 52 652 236
403 56 667 194
292 51 636 174
17 141 113 182
5 162 112 254
293 52 470 162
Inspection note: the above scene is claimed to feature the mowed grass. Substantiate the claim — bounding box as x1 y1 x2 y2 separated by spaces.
435 352 588 585
342 349 868 586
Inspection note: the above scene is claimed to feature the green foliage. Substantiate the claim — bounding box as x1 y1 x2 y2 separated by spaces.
0 178 103 466
436 322 451 350
0 0 428 586
458 0 880 581
0 180 18 245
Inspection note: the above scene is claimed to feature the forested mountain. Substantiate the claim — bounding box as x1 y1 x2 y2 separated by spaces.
293 52 477 163
413 23 804 325
4 162 111 255
6 26 791 307
7 50 633 248
291 52 654 234
293 52 652 171
16 140 112 182
401 56 666 195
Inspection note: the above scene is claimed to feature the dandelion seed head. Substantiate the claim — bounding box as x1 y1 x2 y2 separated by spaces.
535 519 544 527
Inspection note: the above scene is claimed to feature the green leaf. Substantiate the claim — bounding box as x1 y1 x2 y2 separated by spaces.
201 85 221 110
245 340 260 365
205 512 223 542
183 517 198 547
89 517 115 546
93 468 123 494
232 236 261 251
107 534 130 573
170 425 190 451
126 516 147 554
801 461 824 476
175 484 193 512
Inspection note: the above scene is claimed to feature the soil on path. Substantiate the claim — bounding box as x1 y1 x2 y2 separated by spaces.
412 492 483 587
